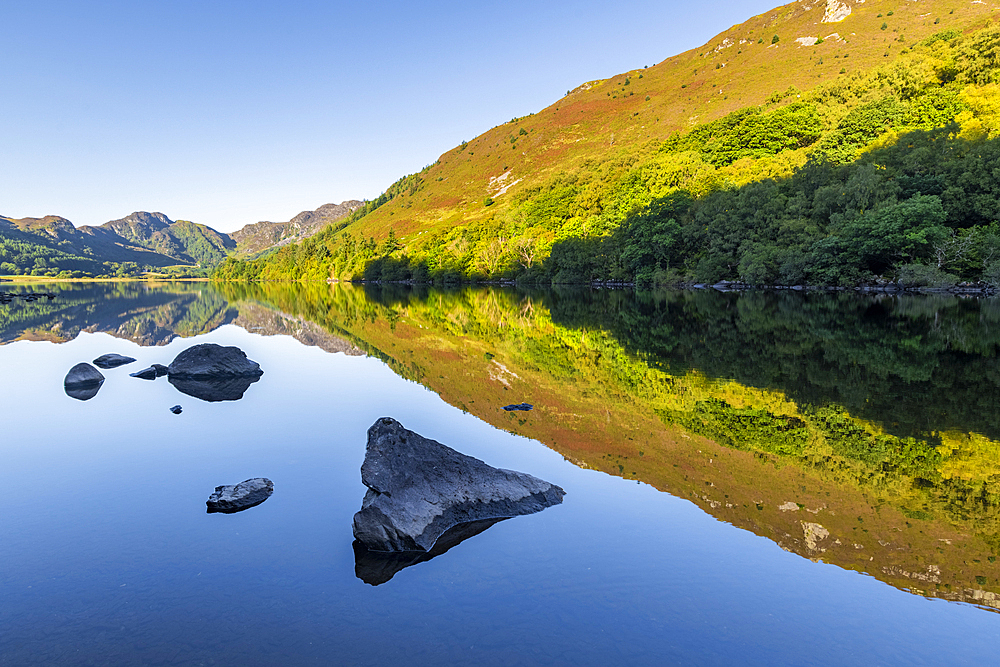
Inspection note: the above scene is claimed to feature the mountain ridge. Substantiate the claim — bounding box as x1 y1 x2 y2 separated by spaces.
0 201 361 277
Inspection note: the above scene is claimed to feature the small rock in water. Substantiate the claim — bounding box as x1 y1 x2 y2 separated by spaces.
502 403 533 412
206 478 273 514
169 405 182 414
64 362 105 387
129 366 158 380
92 354 136 369
152 364 169 377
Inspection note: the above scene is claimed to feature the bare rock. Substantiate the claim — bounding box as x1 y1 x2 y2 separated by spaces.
352 417 564 552
167 343 263 378
206 478 273 514
129 366 158 380
65 362 105 387
93 353 136 369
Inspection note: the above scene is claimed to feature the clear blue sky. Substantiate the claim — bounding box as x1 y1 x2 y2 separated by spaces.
2 0 780 232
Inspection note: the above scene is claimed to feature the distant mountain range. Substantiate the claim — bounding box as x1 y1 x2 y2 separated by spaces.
0 201 362 277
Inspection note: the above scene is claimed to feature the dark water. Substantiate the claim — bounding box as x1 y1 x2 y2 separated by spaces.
1 282 998 665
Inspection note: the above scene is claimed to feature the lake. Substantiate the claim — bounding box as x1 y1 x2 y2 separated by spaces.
1 281 998 665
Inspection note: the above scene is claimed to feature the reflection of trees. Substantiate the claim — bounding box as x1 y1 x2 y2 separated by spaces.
545 289 1000 441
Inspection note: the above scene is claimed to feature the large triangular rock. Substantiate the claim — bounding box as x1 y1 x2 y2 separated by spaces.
352 417 564 552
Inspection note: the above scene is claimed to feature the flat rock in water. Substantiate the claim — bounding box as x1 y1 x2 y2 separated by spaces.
129 366 158 380
167 343 263 378
352 417 564 553
206 478 273 514
93 354 136 369
65 362 105 387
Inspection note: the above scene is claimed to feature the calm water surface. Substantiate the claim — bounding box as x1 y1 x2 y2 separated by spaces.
0 282 997 665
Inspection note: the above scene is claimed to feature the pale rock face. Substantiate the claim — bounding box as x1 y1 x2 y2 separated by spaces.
823 0 851 23
802 521 830 550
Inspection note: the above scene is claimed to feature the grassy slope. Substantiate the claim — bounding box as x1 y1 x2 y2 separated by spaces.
332 0 997 247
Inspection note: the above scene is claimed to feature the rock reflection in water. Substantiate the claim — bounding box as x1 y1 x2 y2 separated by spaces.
167 375 261 402
353 518 507 585
64 383 103 401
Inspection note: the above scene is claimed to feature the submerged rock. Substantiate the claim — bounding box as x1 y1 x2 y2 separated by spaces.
64 363 105 387
352 417 564 553
167 343 263 378
354 518 506 585
65 384 103 401
129 366 158 380
92 354 136 369
206 478 273 514
502 403 533 412
168 375 260 402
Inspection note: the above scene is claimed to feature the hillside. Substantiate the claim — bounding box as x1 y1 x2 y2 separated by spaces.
217 0 1000 287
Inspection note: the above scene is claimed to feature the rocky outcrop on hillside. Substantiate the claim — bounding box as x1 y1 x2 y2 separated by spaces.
231 201 363 255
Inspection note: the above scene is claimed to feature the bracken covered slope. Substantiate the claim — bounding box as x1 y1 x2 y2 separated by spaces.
218 0 1000 286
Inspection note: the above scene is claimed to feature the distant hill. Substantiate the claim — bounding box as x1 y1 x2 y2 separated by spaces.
230 201 364 255
0 214 187 276
0 201 360 277
101 211 236 266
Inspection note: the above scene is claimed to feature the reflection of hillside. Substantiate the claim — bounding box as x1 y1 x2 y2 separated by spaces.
221 282 1000 613
545 289 1000 442
0 282 236 346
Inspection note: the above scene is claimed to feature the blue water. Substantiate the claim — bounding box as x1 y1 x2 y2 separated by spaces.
0 291 997 665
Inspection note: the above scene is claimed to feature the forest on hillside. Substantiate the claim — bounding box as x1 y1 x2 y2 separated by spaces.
215 26 1000 288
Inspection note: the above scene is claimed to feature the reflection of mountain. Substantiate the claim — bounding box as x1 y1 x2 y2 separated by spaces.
0 282 237 346
221 282 1000 613
231 301 364 356
0 283 363 355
